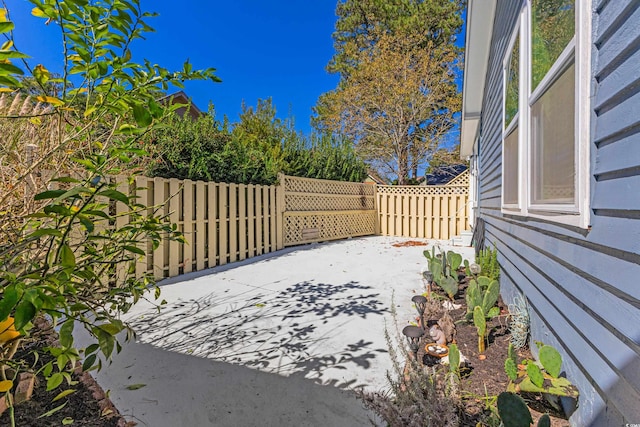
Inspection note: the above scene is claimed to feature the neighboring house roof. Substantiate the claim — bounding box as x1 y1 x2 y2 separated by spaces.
424 164 468 185
158 91 203 119
460 0 497 159
364 169 388 185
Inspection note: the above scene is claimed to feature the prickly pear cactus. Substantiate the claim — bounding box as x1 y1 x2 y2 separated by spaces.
539 345 562 378
431 258 443 282
465 280 481 320
526 362 545 388
481 280 500 314
508 343 518 366
439 276 458 300
537 414 551 427
504 358 518 381
448 343 460 374
477 276 492 288
497 392 533 427
473 306 486 353
447 251 462 276
464 259 470 276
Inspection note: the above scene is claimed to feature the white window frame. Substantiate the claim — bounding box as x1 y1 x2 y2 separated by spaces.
501 0 591 229
501 17 523 211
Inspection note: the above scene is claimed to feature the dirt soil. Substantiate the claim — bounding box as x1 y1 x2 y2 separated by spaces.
0 320 127 427
421 276 570 426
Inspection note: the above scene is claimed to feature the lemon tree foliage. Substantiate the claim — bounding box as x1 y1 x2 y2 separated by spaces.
147 98 368 184
0 0 219 418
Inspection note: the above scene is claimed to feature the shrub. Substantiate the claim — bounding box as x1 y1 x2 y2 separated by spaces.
358 304 459 426
0 1 219 422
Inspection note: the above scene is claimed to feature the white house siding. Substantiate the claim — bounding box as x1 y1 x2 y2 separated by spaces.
474 1 640 425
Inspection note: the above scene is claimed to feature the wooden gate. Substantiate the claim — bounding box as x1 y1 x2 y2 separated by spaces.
280 174 377 246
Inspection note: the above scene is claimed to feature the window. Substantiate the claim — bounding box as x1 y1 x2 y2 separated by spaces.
501 0 590 228
502 30 520 208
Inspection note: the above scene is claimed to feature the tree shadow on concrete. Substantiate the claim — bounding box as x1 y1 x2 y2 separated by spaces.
128 280 388 390
92 339 378 427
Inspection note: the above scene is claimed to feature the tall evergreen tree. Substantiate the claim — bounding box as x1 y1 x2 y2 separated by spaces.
328 0 464 79
315 0 464 184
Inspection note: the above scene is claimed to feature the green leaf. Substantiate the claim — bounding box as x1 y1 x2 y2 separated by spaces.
31 7 48 18
14 300 36 330
94 328 115 358
125 383 146 390
132 103 152 127
60 244 76 268
50 177 80 183
0 50 29 61
59 320 74 348
33 64 50 84
97 322 124 336
148 99 163 118
42 361 53 377
52 388 76 402
0 21 14 34
0 285 19 322
34 189 66 200
27 228 63 239
46 373 64 391
44 205 71 216
0 62 23 75
62 417 74 425
123 245 145 255
78 215 94 232
85 343 100 355
97 189 129 204
38 401 68 418
82 354 97 372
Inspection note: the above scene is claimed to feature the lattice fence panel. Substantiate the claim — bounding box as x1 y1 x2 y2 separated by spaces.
285 193 375 211
281 174 377 246
283 211 376 245
283 174 376 196
377 185 467 195
445 170 469 186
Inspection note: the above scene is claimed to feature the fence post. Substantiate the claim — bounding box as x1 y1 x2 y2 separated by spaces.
373 184 381 235
276 173 285 250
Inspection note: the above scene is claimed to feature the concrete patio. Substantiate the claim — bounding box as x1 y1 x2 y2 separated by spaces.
85 236 474 426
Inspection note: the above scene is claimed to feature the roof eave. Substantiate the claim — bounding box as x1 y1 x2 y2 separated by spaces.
460 0 497 159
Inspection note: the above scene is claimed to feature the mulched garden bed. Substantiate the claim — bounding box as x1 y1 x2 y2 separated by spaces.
415 275 570 426
0 319 128 427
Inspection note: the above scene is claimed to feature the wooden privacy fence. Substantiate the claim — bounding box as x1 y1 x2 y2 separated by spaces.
128 176 281 280
376 171 470 240
107 172 468 281
280 173 377 246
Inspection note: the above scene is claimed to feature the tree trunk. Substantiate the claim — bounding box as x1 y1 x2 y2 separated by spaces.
397 147 409 185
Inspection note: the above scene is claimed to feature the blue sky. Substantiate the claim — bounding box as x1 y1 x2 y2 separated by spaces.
8 0 341 134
